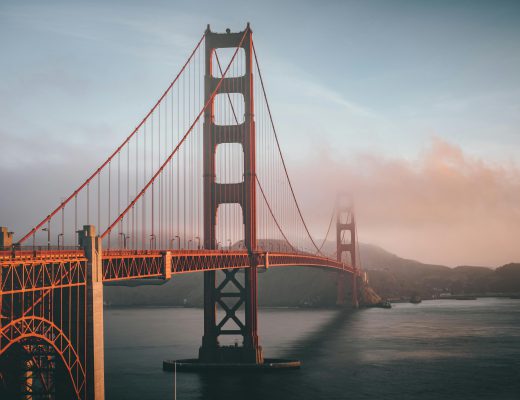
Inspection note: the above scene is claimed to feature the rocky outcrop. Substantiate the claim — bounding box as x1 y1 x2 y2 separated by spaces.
359 285 383 307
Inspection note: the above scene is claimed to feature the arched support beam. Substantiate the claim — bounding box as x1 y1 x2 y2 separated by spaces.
0 316 85 399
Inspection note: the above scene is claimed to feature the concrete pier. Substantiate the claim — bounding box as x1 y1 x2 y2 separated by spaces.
0 227 13 250
79 225 105 400
164 358 301 372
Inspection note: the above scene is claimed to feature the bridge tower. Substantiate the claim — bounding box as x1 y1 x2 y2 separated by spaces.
336 200 359 308
199 24 263 364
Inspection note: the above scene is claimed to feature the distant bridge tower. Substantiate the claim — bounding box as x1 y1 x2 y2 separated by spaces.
199 24 263 364
336 197 359 308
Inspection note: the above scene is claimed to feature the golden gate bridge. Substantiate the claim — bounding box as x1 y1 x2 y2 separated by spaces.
0 24 364 399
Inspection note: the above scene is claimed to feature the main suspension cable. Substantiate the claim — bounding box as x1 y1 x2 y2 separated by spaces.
101 30 249 239
252 41 327 255
214 51 297 253
315 205 336 255
17 33 207 245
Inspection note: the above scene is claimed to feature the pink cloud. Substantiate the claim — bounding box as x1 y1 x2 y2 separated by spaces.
292 138 520 267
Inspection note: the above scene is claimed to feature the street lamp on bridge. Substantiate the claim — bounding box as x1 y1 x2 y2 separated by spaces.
42 223 50 250
118 232 129 249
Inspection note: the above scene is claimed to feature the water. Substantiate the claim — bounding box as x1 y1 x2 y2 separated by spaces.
104 298 520 400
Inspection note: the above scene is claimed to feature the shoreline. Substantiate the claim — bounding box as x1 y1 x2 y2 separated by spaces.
103 295 520 310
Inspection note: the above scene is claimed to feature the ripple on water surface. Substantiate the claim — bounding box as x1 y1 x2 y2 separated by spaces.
104 298 520 400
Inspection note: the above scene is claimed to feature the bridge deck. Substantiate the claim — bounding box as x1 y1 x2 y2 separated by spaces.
1 249 358 288
102 249 357 281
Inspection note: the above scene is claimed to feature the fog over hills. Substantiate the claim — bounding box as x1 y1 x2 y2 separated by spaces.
104 243 520 307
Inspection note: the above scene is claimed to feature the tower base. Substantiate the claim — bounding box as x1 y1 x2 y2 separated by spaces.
163 358 300 372
198 344 263 364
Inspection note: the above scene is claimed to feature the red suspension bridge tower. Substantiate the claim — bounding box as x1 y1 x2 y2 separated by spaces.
336 198 359 308
199 24 263 364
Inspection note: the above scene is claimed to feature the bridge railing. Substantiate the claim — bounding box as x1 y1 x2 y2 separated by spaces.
0 246 83 261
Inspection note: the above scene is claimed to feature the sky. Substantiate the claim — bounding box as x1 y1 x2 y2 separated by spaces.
1 0 519 266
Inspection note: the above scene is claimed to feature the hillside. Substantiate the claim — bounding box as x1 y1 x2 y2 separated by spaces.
358 244 520 299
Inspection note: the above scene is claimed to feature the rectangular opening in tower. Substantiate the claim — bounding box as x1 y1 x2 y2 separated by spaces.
212 48 245 78
213 93 245 125
340 229 352 245
339 209 353 226
215 143 244 184
340 251 353 265
215 203 244 250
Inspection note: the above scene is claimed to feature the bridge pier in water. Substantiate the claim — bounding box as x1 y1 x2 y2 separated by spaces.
79 226 105 400
0 227 13 250
336 273 360 309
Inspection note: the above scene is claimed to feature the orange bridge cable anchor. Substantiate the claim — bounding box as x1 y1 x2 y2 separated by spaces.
252 41 325 256
101 29 249 239
16 32 207 245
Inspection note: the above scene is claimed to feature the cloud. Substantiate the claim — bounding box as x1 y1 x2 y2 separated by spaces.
0 2 202 65
1 2 518 268
291 137 520 267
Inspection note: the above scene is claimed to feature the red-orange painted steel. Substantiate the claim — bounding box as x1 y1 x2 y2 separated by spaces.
16 33 207 246
336 202 359 307
1 253 89 398
100 249 357 280
1 25 367 399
